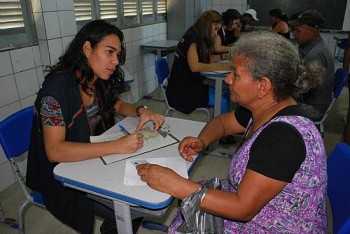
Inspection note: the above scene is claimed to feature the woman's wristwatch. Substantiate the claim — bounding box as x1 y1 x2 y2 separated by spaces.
136 105 148 117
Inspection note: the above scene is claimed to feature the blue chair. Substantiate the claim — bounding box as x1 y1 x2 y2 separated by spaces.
327 143 350 234
155 57 212 121
314 68 349 136
0 106 46 234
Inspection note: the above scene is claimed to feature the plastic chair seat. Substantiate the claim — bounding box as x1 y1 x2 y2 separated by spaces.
327 143 350 234
31 190 44 204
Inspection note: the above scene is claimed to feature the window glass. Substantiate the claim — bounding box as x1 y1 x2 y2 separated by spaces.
73 0 166 29
156 0 166 22
141 0 154 24
122 0 138 26
73 0 93 29
99 0 118 20
0 0 37 50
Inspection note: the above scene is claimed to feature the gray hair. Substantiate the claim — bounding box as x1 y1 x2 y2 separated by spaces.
232 31 323 101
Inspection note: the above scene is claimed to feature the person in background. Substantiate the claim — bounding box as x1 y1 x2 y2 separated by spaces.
288 10 335 121
234 9 259 37
215 9 241 54
26 20 164 233
166 10 231 115
269 8 290 39
137 31 327 233
343 33 350 145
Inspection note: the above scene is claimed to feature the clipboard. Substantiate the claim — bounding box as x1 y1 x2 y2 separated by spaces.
90 124 180 165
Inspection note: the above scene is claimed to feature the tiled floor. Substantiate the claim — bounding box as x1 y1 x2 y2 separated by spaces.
0 83 348 233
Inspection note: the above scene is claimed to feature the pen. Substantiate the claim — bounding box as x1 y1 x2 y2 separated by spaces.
118 124 131 135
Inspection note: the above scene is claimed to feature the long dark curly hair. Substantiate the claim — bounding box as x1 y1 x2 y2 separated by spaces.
48 20 127 129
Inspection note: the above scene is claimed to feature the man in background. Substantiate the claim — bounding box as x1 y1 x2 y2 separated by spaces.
289 10 335 121
234 9 259 37
343 33 350 145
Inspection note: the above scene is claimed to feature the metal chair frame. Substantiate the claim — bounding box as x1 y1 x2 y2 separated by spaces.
0 106 46 234
314 68 349 136
333 36 348 62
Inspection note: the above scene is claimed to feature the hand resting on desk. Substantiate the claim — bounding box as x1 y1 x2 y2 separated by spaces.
126 157 188 186
136 163 195 197
177 137 206 162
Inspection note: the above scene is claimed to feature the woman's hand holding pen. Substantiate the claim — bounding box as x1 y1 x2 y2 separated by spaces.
116 132 144 153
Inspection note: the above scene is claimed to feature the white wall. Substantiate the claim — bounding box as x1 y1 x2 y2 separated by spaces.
343 0 350 30
0 0 166 191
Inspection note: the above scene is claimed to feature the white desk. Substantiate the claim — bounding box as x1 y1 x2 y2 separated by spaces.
141 40 178 59
141 40 178 101
54 117 205 234
200 71 229 118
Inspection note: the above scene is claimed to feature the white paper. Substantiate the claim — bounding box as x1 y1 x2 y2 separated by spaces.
124 157 189 186
205 70 230 74
90 125 179 164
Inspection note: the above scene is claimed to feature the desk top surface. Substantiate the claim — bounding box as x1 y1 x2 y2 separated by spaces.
200 70 230 78
141 40 178 50
54 117 205 209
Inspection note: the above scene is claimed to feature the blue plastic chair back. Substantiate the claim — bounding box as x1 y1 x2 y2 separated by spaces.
327 143 350 234
337 38 348 50
155 58 170 85
333 68 349 98
0 106 34 159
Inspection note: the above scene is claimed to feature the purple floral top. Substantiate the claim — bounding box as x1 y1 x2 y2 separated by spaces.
168 115 327 233
222 115 327 233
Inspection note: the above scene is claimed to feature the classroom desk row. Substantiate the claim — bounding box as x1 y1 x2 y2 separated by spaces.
141 39 230 119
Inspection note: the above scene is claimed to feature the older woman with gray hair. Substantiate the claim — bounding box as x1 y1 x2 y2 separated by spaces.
137 31 327 233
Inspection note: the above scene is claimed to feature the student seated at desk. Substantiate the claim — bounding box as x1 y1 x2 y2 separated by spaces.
268 8 290 39
234 9 259 38
215 9 241 55
166 10 231 115
26 20 164 233
288 10 335 121
137 32 327 233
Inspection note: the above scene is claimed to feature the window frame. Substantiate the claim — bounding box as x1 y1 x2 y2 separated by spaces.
141 0 155 24
73 0 166 30
0 0 37 51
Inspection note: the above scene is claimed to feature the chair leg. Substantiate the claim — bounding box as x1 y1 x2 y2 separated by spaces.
320 123 324 138
18 200 31 234
205 110 211 122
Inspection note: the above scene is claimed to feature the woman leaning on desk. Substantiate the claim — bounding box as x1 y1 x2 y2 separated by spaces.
26 20 164 233
214 9 241 54
269 8 290 39
137 31 327 233
166 10 231 115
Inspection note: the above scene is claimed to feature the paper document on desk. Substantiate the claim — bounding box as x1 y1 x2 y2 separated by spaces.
90 124 179 165
204 70 230 75
124 157 188 186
